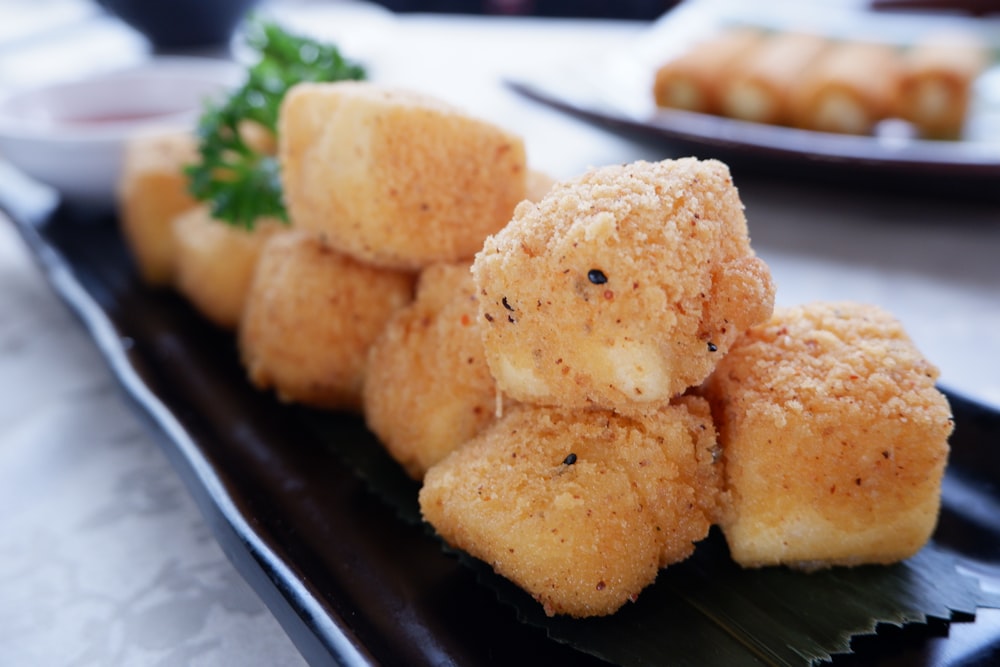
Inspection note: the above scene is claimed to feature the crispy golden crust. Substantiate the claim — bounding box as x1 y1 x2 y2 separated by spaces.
653 28 764 115
720 32 828 125
472 158 774 409
791 41 903 135
172 206 284 330
525 168 557 203
897 31 989 139
420 397 721 618
239 230 415 411
363 262 505 479
117 131 200 286
700 301 953 569
279 81 527 270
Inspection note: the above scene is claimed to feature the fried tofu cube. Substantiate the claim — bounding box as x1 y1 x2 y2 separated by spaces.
472 158 774 409
279 81 527 270
363 262 502 478
116 131 200 285
240 229 415 411
420 397 721 618
701 302 953 569
172 206 284 330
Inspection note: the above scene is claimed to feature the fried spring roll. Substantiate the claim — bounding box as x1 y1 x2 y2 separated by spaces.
720 32 829 125
653 28 763 115
792 41 903 135
897 31 989 140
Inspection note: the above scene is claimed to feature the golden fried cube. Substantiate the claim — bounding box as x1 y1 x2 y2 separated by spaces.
701 302 953 569
116 131 199 285
239 230 415 411
172 206 283 330
279 81 527 270
420 397 721 618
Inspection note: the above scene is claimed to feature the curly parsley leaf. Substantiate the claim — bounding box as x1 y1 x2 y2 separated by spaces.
186 18 365 229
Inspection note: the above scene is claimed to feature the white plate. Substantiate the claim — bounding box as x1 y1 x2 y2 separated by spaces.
0 56 241 207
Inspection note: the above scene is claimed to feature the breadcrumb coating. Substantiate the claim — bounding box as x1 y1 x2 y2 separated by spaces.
279 81 527 270
419 396 721 617
239 230 415 411
172 206 284 330
700 301 953 569
364 262 505 479
117 131 200 286
472 157 774 409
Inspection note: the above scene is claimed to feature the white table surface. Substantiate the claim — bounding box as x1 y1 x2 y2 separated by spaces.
1 1 998 665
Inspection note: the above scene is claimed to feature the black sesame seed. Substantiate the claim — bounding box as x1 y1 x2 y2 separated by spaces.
587 269 607 285
707 342 718 352
563 453 578 465
502 296 514 311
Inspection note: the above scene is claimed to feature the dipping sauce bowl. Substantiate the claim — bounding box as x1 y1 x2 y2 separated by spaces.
0 57 240 208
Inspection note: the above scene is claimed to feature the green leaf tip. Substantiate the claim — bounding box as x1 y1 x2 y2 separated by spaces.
186 16 366 229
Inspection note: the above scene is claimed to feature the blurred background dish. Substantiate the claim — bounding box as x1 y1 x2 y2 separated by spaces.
506 0 1000 200
0 57 240 208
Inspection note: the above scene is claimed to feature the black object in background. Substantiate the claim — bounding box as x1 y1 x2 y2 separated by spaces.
95 0 260 50
372 0 679 19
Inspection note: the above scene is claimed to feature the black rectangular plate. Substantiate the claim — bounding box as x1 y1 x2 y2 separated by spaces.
3 167 1000 666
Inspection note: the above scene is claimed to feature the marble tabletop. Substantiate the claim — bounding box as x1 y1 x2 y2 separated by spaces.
1 1 998 665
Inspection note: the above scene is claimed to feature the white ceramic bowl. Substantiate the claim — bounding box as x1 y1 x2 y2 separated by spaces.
0 57 241 208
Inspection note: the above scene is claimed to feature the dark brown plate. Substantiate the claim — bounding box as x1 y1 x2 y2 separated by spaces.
3 162 1000 666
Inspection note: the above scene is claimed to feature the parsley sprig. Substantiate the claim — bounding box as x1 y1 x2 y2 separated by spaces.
186 19 365 228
